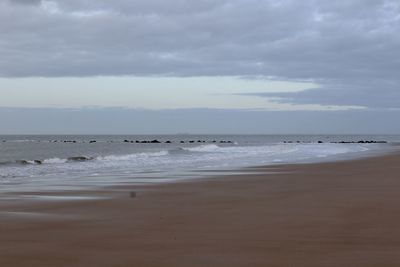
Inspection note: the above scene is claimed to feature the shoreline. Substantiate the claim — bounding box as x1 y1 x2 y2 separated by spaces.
1 142 395 195
2 151 400 266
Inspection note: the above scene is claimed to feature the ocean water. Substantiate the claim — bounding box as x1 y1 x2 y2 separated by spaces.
0 135 398 192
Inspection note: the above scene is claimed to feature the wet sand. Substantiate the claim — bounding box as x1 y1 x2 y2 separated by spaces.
1 153 400 266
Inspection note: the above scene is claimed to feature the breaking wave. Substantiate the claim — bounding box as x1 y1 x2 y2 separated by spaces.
0 142 386 184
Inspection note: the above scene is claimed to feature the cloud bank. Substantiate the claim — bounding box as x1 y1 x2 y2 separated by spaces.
1 0 399 108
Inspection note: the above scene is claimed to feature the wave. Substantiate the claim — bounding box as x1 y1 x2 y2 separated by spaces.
182 144 221 152
3 139 37 143
168 144 221 154
0 156 94 167
97 151 169 161
0 143 381 173
68 156 94 162
166 147 189 155
0 159 44 166
43 158 68 164
0 144 226 169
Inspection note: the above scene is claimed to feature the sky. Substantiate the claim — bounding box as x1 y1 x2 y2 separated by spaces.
0 0 399 134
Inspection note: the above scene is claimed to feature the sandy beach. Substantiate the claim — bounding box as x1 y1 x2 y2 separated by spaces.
1 152 400 266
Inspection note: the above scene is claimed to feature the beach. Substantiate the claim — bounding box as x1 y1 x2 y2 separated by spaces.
1 152 400 266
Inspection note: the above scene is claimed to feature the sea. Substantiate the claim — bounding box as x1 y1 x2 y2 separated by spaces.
0 135 399 193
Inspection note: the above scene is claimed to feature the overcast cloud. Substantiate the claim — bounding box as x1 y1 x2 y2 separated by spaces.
0 0 399 109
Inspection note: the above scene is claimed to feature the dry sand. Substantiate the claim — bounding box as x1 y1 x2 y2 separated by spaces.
1 153 400 266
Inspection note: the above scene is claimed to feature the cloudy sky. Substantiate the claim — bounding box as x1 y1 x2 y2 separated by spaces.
0 0 399 134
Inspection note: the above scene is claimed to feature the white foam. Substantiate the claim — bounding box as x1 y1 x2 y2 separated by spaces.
0 142 384 188
183 144 221 152
97 150 169 161
43 158 68 164
7 139 36 143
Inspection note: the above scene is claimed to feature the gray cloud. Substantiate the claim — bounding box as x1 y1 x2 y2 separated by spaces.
8 0 41 5
243 79 400 108
0 0 399 108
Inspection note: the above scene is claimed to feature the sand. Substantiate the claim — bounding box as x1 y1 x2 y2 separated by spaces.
1 153 400 266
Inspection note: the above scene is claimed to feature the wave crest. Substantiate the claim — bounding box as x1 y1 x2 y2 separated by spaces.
97 151 169 161
182 144 221 152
